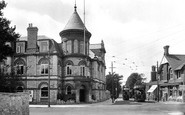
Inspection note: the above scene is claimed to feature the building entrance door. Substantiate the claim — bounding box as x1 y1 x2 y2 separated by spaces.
80 85 86 102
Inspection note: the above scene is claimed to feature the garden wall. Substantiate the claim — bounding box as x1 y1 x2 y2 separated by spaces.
0 92 29 115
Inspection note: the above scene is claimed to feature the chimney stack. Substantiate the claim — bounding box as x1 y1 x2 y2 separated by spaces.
163 45 169 55
27 23 38 53
151 65 157 81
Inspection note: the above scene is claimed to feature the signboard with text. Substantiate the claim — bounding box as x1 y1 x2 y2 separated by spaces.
29 90 33 102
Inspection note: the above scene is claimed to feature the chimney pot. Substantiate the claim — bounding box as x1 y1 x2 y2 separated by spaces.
28 23 33 27
163 45 169 55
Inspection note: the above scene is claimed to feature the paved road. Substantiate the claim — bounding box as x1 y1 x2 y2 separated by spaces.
30 98 185 115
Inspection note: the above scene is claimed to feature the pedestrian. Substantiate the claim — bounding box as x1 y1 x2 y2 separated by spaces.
111 94 115 103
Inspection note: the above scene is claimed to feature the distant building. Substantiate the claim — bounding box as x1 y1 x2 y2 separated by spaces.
147 45 185 102
0 5 107 103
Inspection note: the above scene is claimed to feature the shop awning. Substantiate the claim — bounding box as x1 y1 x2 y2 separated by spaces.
147 85 157 93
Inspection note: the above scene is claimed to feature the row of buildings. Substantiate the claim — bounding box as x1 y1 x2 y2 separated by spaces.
0 5 109 103
147 45 185 102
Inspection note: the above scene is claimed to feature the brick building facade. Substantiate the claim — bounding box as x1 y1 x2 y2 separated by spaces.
1 6 108 103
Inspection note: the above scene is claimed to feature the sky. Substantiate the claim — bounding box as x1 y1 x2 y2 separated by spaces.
3 0 185 84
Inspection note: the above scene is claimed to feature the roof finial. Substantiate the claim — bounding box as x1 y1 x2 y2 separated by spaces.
74 0 77 12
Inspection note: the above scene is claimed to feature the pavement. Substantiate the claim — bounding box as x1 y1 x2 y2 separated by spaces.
29 99 113 108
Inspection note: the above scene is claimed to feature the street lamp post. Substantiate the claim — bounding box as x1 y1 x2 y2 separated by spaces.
110 59 116 103
48 51 51 107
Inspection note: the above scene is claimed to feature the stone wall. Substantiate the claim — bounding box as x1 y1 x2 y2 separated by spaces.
0 92 29 115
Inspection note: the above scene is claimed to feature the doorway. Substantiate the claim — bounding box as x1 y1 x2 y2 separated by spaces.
79 85 86 102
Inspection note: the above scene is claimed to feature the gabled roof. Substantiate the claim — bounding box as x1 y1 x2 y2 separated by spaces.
90 43 105 57
90 40 106 55
165 54 185 70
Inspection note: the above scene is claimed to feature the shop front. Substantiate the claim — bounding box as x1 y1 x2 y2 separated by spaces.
160 83 182 102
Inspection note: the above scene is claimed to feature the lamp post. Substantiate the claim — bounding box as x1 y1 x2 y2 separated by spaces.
47 51 51 107
110 56 116 103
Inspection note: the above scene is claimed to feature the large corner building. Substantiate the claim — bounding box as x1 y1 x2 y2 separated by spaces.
1 5 107 103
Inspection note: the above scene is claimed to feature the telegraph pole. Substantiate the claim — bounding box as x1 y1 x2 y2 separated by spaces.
157 61 159 102
110 57 116 103
83 0 86 55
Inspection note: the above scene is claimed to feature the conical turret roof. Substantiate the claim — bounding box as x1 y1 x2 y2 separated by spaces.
63 11 86 31
63 7 89 32
60 5 91 38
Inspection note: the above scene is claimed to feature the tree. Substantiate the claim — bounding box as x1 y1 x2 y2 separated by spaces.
106 72 123 98
0 1 21 92
125 73 146 89
0 72 22 92
0 1 19 62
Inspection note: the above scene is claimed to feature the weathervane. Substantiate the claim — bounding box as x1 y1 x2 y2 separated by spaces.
74 0 77 12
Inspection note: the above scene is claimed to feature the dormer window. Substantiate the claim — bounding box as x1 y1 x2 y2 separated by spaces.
16 42 25 53
177 70 181 79
40 41 49 52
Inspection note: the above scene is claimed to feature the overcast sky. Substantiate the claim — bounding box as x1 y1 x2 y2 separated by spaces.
3 0 185 84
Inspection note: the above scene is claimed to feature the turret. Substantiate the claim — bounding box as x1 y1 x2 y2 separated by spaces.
59 4 91 55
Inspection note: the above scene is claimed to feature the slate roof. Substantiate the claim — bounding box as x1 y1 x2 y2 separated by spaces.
18 35 63 55
90 43 106 57
165 54 185 70
62 8 90 33
18 35 52 41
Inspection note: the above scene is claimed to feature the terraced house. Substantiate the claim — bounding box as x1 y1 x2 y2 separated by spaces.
0 5 107 104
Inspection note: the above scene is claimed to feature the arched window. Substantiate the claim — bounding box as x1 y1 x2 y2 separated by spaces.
80 66 85 76
65 60 73 76
63 42 67 54
40 59 49 75
66 86 72 94
41 86 48 97
74 40 78 53
66 63 72 75
67 40 72 54
15 59 25 75
79 60 86 76
16 86 23 92
80 41 84 54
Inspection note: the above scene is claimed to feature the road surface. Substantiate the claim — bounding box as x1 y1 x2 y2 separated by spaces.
30 98 185 115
